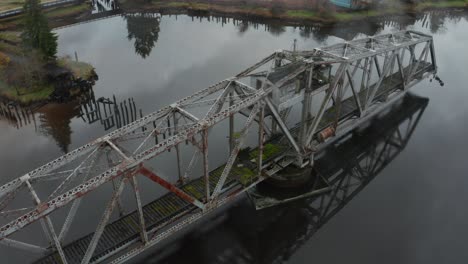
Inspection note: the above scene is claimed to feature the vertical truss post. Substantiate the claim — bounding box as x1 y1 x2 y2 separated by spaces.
300 66 313 146
429 39 437 70
374 56 381 77
183 148 199 181
365 51 396 110
211 103 260 199
130 175 148 244
347 69 363 116
360 57 369 95
333 79 344 130
400 47 406 65
306 63 348 147
396 53 406 90
229 91 234 152
202 128 210 203
107 150 125 217
173 112 183 184
265 97 302 156
341 59 361 100
258 103 265 175
271 56 282 134
407 42 429 83
25 179 68 264
364 55 375 107
407 45 416 81
81 177 126 264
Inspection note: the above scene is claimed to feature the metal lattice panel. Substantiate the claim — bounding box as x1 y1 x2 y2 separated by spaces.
0 30 436 264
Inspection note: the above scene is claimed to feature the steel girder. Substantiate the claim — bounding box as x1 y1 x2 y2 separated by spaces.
0 30 436 264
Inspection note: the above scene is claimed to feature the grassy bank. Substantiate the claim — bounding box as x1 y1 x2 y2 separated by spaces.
0 2 89 30
0 80 55 104
0 31 95 105
417 0 468 9
0 0 56 12
57 57 95 80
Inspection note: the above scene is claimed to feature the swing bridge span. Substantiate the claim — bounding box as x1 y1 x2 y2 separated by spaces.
0 30 436 264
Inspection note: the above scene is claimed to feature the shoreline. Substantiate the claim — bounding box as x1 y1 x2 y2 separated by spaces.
118 0 468 24
0 1 466 30
0 1 466 105
0 32 97 106
0 63 97 106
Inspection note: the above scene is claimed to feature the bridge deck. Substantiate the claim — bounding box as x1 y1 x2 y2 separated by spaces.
35 61 432 264
315 61 432 133
35 144 288 264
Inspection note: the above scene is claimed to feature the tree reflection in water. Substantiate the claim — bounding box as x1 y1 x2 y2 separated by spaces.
125 13 161 59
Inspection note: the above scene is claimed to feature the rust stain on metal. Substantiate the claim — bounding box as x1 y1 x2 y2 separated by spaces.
139 166 195 203
318 126 335 142
36 203 49 213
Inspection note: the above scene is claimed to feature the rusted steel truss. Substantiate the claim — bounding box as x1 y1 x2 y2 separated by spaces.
0 31 436 264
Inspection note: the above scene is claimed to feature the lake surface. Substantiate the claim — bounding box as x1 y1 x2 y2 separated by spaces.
1 8 468 264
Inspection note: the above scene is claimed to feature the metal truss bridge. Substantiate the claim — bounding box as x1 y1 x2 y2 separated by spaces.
0 30 436 264
155 92 428 264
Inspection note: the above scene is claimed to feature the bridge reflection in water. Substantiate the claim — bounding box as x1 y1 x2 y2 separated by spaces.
148 93 428 264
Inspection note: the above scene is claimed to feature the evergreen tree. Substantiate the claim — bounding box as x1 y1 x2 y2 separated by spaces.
22 0 57 60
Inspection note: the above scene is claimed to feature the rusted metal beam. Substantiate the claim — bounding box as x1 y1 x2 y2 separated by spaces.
139 166 204 210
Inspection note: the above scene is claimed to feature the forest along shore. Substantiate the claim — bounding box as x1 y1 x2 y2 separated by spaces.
2 0 468 28
1 0 466 105
117 0 468 23
0 1 96 106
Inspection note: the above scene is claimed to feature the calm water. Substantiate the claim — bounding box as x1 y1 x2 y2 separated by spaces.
1 9 468 264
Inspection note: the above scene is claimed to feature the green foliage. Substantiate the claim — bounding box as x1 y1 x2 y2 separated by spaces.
232 131 242 139
0 79 54 104
249 143 282 161
237 166 256 185
4 50 45 90
270 5 285 18
286 10 317 19
57 56 95 80
21 0 57 59
0 52 11 70
0 32 21 44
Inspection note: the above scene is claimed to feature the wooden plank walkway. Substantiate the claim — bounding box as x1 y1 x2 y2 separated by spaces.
34 144 287 264
35 171 229 263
